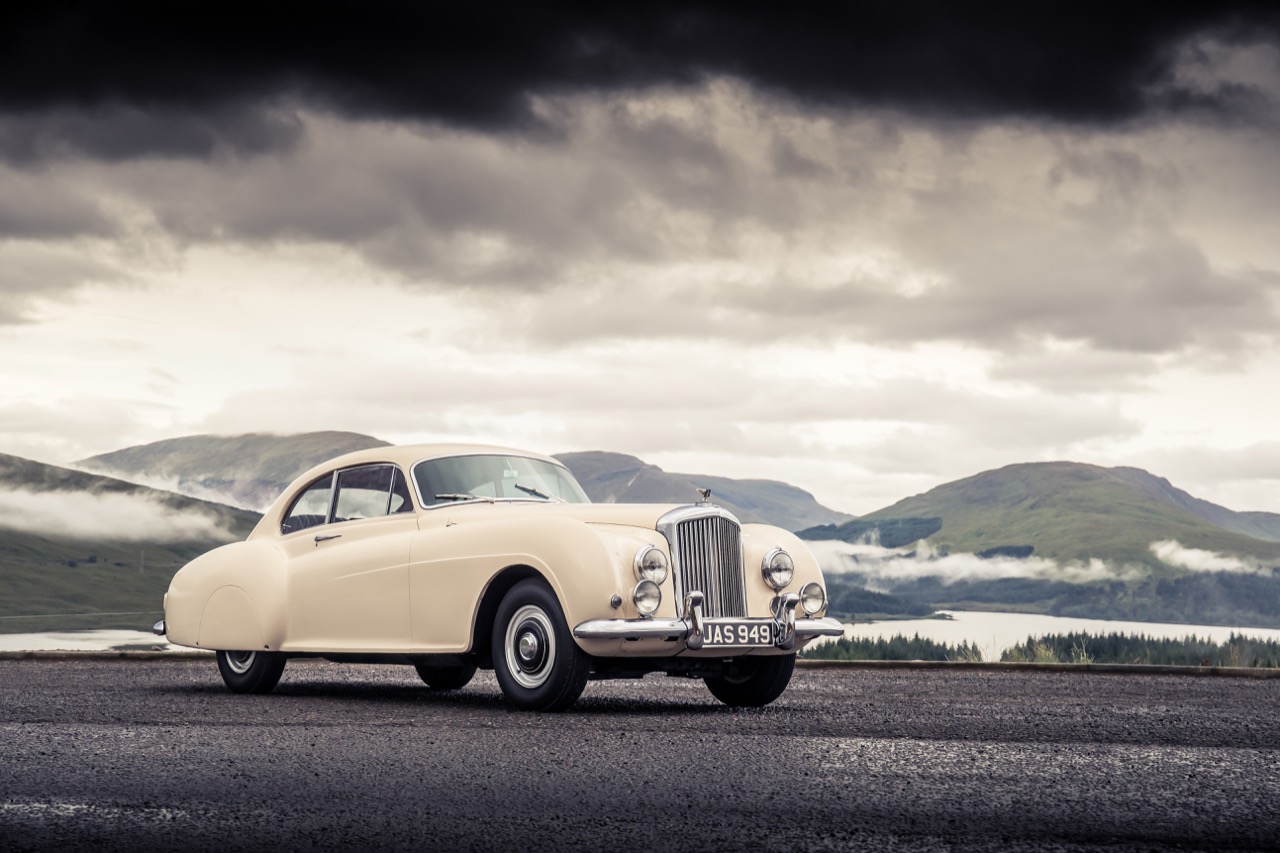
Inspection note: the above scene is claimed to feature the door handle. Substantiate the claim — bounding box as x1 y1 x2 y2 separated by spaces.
314 533 343 544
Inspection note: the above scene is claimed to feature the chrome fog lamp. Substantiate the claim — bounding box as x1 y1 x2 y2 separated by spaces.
800 582 826 616
761 548 795 590
633 544 669 584
633 579 662 616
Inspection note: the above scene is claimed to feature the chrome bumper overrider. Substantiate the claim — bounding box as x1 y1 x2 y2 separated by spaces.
573 591 844 651
152 620 166 637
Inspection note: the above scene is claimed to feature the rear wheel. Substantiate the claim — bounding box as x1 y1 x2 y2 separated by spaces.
216 650 286 694
704 654 795 707
414 662 477 691
492 579 590 711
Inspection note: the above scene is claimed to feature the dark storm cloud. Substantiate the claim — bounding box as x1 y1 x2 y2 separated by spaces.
2 2 1278 161
0 105 304 163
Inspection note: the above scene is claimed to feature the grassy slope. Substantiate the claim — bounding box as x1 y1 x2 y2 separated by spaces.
864 461 1280 569
0 454 259 632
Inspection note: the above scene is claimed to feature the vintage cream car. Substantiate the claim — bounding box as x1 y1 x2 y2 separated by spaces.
155 444 843 710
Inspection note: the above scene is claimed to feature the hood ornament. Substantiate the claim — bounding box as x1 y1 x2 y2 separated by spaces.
695 487 712 505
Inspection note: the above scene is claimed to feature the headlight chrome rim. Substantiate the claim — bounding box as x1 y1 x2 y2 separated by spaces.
633 544 669 584
761 547 795 590
800 582 826 616
633 579 662 616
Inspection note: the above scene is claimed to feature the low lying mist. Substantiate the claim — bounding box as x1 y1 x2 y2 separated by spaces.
1149 540 1271 574
810 532 1276 590
77 467 273 511
0 488 237 542
808 537 1139 591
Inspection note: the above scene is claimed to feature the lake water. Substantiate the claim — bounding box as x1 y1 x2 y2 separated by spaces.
833 611 1280 661
0 629 189 652
5 612 1280 657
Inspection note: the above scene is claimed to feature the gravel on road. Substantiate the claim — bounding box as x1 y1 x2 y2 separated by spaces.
2 658 1277 852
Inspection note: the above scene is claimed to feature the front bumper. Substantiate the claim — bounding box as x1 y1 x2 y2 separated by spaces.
573 591 844 651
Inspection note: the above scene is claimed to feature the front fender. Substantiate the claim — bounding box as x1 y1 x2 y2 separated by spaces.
409 514 662 651
741 524 827 613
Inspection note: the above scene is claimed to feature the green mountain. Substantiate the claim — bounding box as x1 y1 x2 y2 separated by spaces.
78 431 389 510
0 454 260 633
554 451 853 530
802 462 1280 628
861 462 1280 569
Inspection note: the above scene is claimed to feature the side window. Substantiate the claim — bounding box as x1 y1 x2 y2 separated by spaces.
333 465 414 522
281 474 335 535
389 467 414 514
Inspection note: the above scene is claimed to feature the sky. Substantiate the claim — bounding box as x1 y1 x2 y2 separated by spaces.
2 2 1280 517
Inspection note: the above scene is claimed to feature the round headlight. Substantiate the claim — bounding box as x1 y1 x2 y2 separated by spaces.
633 579 661 615
634 544 669 584
800 582 826 616
761 548 795 590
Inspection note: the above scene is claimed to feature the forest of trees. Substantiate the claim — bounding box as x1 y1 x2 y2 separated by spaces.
1000 632 1280 667
801 631 1280 667
801 633 983 662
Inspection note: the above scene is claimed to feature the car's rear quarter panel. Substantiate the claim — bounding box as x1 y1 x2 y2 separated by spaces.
163 540 289 652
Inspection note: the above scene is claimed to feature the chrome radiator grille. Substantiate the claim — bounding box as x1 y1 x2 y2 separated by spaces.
673 514 746 618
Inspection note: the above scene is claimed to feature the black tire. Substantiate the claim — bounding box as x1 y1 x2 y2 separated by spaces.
215 650 287 694
414 662 477 691
704 654 796 708
491 579 591 711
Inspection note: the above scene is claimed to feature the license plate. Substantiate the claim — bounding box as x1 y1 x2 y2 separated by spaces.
701 620 775 647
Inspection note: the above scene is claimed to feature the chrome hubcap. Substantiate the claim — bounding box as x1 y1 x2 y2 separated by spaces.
225 651 256 675
505 605 555 689
518 632 540 662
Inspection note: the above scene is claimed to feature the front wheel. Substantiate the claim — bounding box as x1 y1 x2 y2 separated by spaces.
492 579 591 711
216 650 286 694
704 654 795 707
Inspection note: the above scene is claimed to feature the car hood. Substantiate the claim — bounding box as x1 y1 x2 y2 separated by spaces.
424 500 718 530
536 502 691 529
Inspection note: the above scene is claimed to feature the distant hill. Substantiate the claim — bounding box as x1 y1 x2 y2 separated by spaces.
555 451 853 531
804 461 1280 627
78 436 853 530
861 461 1280 569
0 453 260 632
78 431 389 510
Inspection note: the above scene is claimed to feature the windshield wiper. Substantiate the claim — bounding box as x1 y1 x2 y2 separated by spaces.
435 493 489 503
514 483 561 501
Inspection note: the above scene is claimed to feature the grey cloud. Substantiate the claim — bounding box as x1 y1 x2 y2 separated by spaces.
901 234 1277 353
987 347 1160 394
847 406 1141 481
0 243 126 324
6 82 1277 362
1138 442 1280 483
0 398 167 464
125 118 677 283
0 104 305 164
0 167 116 239
770 136 832 181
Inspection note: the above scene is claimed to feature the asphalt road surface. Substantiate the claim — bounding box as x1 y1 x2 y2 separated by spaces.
2 658 1278 852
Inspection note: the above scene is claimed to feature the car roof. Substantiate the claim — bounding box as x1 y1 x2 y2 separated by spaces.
289 443 565 486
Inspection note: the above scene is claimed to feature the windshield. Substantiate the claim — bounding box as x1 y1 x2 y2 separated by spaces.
413 454 590 507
